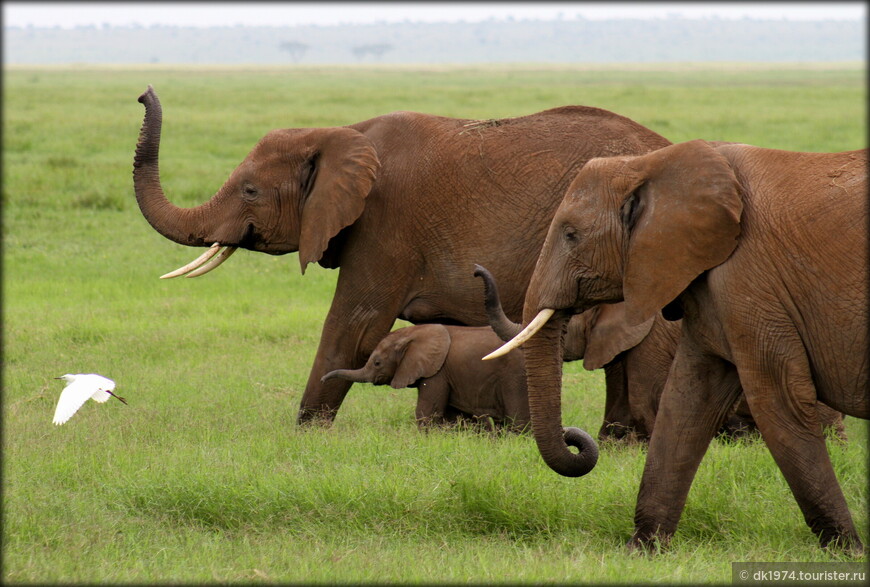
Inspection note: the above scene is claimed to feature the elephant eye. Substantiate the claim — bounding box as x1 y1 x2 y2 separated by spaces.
242 183 259 200
563 225 579 245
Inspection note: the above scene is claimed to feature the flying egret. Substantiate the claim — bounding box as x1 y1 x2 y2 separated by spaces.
52 374 127 425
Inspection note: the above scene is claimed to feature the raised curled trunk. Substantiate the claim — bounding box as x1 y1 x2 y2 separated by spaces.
133 85 214 246
474 264 523 341
524 311 599 477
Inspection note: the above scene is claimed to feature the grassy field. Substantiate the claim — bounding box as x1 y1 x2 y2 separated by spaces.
3 64 867 583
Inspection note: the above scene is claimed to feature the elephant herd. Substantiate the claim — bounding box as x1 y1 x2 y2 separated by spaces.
132 86 867 553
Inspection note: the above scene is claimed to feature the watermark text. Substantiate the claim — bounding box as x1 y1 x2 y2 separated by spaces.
733 562 867 584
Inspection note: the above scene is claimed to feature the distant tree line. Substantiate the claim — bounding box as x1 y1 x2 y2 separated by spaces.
280 40 393 62
4 18 863 65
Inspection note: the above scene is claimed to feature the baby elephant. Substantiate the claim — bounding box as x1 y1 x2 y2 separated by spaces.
321 324 529 430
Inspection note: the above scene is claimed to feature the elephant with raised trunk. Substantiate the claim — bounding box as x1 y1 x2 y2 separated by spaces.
490 140 867 552
132 85 670 437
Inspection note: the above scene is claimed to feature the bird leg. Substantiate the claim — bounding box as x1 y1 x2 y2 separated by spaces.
106 390 128 405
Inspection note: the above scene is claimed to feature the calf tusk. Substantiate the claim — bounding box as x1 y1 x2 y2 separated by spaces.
184 246 237 278
482 308 555 360
160 243 221 279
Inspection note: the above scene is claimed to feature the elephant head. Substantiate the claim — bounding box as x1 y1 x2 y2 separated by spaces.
474 263 653 367
320 324 451 388
487 140 742 477
133 85 381 276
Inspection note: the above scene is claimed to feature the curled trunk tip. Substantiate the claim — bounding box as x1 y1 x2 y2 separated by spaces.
138 84 157 105
524 312 599 478
560 427 599 477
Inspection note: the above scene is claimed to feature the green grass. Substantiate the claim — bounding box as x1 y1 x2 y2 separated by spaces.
3 64 867 583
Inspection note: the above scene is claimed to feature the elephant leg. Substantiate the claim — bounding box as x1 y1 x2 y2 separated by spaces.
624 356 662 442
414 376 451 429
599 361 634 440
629 342 742 550
739 353 862 552
297 286 403 424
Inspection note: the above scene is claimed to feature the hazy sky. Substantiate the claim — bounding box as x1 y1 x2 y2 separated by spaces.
4 2 866 28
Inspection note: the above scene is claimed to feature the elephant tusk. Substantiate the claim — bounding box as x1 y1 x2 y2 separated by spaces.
482 308 555 360
184 246 237 278
160 243 222 279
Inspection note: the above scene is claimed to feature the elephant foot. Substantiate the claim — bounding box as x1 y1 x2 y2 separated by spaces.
817 527 864 556
823 421 848 443
598 421 644 443
823 538 865 558
626 530 671 555
717 414 761 440
296 407 338 427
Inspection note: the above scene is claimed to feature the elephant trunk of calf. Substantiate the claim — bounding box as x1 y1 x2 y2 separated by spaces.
523 312 599 478
321 368 369 384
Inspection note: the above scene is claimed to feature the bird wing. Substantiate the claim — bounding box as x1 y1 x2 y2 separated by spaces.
85 374 115 403
90 388 113 403
53 380 94 425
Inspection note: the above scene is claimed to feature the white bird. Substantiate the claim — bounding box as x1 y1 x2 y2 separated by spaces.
52 374 127 425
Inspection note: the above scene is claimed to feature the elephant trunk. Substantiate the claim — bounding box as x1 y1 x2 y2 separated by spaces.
320 368 370 384
523 311 599 477
133 85 217 247
473 264 522 340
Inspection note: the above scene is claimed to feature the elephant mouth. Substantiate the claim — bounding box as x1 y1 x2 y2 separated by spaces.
237 223 259 249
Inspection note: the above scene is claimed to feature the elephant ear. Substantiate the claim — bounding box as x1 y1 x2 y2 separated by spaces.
621 140 743 325
390 324 451 389
298 127 380 273
582 302 655 371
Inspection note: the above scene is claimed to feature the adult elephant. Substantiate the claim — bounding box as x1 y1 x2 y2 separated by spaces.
131 85 671 431
489 140 867 551
475 265 846 441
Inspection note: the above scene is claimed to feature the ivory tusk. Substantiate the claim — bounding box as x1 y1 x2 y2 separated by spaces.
482 308 555 360
160 243 221 279
184 246 237 278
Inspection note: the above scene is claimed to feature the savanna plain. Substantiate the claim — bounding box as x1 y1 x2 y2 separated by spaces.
3 64 867 583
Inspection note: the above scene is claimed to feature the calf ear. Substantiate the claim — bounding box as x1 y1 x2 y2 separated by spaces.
582 303 655 371
391 325 451 389
299 128 380 273
622 140 743 325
